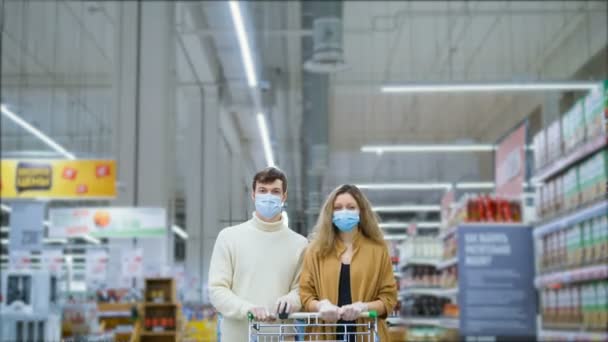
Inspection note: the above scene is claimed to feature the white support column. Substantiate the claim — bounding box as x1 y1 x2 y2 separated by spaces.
184 86 204 301
110 1 176 287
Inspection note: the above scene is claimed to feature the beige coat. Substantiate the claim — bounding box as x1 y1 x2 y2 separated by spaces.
300 230 398 341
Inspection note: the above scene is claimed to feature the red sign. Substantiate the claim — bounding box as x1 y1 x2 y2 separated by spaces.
496 124 526 197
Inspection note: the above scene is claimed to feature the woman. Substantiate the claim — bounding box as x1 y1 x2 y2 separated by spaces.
300 184 398 341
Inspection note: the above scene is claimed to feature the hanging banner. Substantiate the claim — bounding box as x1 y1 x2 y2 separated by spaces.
458 224 537 341
496 124 527 197
41 249 65 274
8 250 32 270
0 159 116 199
86 249 109 286
49 207 166 238
9 201 46 252
120 248 143 288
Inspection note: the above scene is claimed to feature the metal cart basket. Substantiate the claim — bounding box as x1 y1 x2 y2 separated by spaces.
248 311 378 342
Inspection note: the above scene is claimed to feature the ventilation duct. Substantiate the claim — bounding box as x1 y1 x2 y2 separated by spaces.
303 17 348 73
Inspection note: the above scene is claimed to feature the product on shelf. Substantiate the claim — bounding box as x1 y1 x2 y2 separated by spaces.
401 265 441 289
534 129 548 170
547 120 563 164
399 237 443 262
562 100 586 153
449 194 522 224
400 295 451 318
580 150 608 204
563 167 580 210
584 81 608 140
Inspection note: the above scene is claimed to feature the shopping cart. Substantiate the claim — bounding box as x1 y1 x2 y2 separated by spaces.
247 311 378 341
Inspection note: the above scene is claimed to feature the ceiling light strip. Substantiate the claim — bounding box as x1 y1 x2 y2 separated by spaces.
362 144 496 153
1 105 76 159
381 81 599 93
172 225 189 240
257 113 275 167
373 205 441 212
228 1 257 88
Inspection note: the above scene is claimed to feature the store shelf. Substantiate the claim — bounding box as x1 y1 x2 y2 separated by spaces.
398 317 459 329
533 200 607 238
535 264 608 288
440 317 460 329
144 302 177 307
400 287 459 298
98 311 131 318
398 258 440 269
534 134 607 182
141 331 177 336
387 317 406 326
538 329 608 341
437 257 458 270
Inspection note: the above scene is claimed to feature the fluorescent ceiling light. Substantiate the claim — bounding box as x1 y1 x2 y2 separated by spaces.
1 204 11 213
381 81 599 93
357 183 452 190
44 238 68 244
362 144 496 153
228 1 257 87
380 222 441 229
384 234 408 241
172 225 188 240
80 234 100 245
257 113 275 167
373 205 440 212
455 182 495 189
1 104 76 159
359 182 497 191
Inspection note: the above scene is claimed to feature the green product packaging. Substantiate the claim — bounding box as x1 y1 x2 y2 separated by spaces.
583 80 608 139
563 167 580 209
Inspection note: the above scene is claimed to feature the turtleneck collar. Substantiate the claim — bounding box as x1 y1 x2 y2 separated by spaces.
251 212 285 232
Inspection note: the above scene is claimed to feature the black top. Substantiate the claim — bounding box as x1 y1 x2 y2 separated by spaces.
337 263 355 341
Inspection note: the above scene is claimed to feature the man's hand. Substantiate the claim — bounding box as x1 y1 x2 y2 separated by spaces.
317 299 341 323
250 307 275 322
339 302 368 321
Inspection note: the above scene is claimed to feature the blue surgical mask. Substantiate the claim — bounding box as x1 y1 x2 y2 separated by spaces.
255 193 283 219
332 210 360 232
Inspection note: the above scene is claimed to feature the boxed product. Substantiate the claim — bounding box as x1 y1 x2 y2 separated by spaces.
562 102 585 153
547 120 563 163
573 223 583 267
584 150 608 202
554 175 564 214
573 285 582 324
562 167 580 210
582 221 594 264
546 180 556 216
582 284 592 328
534 129 548 170
600 215 608 261
567 226 580 267
583 80 608 140
598 281 608 330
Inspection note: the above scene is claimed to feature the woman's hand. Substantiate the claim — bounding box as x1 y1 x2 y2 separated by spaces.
339 302 368 321
317 299 341 322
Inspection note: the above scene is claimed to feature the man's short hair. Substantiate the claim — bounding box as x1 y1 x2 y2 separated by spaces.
252 167 287 193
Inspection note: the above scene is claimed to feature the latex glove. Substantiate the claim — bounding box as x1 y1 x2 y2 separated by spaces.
317 299 340 323
275 295 296 318
250 306 275 322
339 302 368 321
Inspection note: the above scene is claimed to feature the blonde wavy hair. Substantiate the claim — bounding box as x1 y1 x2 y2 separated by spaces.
309 184 384 256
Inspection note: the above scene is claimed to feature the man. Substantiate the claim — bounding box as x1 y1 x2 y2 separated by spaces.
208 167 308 341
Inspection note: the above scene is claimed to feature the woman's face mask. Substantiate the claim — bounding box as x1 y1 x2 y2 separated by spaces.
332 210 360 232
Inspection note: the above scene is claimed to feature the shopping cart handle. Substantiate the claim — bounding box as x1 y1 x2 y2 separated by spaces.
247 310 378 321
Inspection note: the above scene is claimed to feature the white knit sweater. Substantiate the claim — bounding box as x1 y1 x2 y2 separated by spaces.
208 214 308 341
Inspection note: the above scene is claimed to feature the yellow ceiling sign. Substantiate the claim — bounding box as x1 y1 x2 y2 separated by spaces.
1 159 116 199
